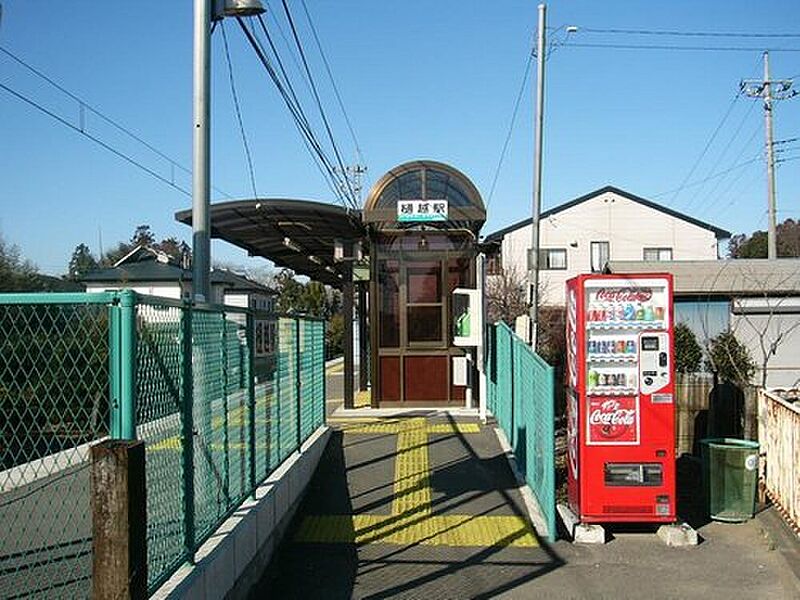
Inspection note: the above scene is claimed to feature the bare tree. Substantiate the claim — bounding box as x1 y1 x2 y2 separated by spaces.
485 264 527 325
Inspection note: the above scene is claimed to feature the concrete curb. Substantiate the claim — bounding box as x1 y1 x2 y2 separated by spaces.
152 426 332 600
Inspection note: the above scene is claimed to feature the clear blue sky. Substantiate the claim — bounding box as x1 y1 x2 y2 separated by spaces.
1 0 798 275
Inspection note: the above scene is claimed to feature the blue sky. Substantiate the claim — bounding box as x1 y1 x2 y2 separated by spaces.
1 0 798 275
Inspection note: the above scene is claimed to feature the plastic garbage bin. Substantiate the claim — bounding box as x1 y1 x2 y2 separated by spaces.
700 438 760 522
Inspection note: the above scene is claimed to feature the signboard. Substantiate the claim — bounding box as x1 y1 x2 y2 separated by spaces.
397 199 448 222
586 396 640 445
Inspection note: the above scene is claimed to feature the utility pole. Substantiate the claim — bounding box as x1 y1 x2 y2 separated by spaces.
529 3 546 348
741 51 796 260
192 0 212 302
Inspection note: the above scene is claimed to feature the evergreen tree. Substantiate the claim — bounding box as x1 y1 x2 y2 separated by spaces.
67 243 99 280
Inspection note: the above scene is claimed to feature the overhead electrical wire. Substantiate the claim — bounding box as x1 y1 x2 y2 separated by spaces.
221 22 259 200
278 0 358 208
579 28 800 39
236 16 351 209
681 97 760 214
650 155 761 199
557 42 800 53
0 44 233 199
0 81 191 197
667 90 742 208
300 0 364 166
486 40 534 210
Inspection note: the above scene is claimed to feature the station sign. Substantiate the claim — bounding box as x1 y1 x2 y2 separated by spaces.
397 199 448 222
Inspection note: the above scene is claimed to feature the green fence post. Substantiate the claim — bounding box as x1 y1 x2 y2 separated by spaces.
247 312 257 495
276 319 282 464
221 313 230 503
509 330 515 449
180 302 196 562
110 290 137 439
321 321 327 427
295 317 302 452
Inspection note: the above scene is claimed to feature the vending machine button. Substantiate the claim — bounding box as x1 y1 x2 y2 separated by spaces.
659 352 668 367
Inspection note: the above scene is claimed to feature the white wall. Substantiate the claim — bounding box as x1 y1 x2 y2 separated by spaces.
732 297 800 388
85 282 184 299
499 190 720 306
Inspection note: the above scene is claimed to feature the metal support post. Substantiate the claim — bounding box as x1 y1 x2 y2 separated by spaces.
246 312 257 493
528 3 546 349
192 0 212 301
358 282 369 392
295 318 302 451
343 243 355 409
180 302 197 562
111 290 137 440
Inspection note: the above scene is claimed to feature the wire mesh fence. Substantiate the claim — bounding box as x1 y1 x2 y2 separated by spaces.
485 321 556 540
0 292 327 598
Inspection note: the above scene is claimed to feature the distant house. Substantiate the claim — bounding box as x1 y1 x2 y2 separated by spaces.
82 245 278 360
608 258 800 388
484 186 731 306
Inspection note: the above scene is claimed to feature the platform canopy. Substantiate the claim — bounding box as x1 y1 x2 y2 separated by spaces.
175 198 364 288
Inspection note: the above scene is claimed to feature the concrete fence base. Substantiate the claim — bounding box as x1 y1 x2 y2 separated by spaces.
152 426 331 600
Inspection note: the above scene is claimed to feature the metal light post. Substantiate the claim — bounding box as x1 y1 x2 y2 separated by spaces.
192 0 264 302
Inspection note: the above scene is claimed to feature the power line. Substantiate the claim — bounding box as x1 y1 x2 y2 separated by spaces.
236 16 351 208
557 42 800 53
668 91 742 208
300 0 364 166
221 21 259 199
279 0 358 208
0 81 191 196
650 155 761 199
681 98 760 214
486 41 534 209
579 27 800 39
0 44 233 199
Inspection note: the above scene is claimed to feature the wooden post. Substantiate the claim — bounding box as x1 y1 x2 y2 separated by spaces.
92 440 147 600
358 281 369 393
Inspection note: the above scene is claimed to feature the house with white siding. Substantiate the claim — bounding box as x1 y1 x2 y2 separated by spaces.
484 186 731 306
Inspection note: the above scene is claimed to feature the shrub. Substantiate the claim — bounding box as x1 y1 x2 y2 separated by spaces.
675 322 703 373
707 330 755 385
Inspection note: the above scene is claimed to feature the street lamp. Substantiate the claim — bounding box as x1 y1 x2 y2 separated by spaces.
192 0 264 302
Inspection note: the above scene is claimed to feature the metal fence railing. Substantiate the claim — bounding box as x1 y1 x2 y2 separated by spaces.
485 321 556 541
0 291 326 598
758 388 800 532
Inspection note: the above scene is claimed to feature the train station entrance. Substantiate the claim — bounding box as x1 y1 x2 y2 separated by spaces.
363 161 486 405
175 159 486 409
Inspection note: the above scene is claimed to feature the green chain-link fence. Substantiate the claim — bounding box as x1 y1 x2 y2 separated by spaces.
0 291 327 598
485 321 556 540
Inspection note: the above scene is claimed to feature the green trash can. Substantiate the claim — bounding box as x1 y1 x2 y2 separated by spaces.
700 438 760 522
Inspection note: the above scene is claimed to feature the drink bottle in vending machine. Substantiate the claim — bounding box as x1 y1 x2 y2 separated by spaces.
565 273 675 523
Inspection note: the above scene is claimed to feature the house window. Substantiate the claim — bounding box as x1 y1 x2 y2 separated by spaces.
539 248 567 270
643 247 673 261
590 241 610 272
486 252 503 275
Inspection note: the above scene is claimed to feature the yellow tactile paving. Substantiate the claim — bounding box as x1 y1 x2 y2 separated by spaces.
392 418 431 517
294 514 538 547
295 416 540 548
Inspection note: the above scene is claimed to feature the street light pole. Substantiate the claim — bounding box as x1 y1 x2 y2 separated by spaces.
192 0 212 302
529 3 546 349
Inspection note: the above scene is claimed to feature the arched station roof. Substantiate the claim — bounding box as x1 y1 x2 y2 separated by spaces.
363 160 486 233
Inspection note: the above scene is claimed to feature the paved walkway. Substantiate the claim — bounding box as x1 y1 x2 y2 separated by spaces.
250 413 800 600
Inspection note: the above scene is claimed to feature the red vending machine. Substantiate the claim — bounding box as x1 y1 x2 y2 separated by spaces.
566 273 675 523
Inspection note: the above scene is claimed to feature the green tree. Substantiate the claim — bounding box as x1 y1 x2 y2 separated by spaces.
0 234 40 292
728 218 800 258
707 330 755 385
675 322 703 373
67 243 99 280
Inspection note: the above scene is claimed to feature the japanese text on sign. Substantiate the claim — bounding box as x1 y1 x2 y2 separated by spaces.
397 199 448 222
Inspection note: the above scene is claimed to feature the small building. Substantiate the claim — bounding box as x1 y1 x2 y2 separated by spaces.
82 245 278 366
608 258 800 388
484 186 731 306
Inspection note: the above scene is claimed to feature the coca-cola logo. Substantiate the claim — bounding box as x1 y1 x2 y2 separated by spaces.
589 400 636 427
587 397 639 443
595 288 653 303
